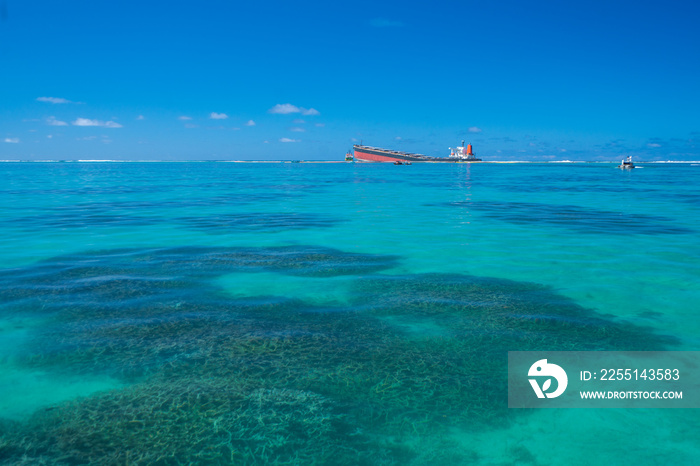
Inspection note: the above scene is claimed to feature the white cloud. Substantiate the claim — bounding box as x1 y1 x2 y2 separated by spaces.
647 143 662 148
72 118 122 128
4 137 19 143
178 116 192 121
468 127 482 133
290 127 305 132
73 118 101 126
370 18 404 27
47 135 53 139
269 103 300 114
184 124 199 129
395 136 402 140
47 116 68 126
136 115 145 120
245 120 256 126
269 103 320 116
280 138 299 143
315 123 325 127
292 119 305 124
36 97 79 104
210 112 228 120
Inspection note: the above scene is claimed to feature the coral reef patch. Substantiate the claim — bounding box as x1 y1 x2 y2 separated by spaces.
0 246 677 465
439 201 693 235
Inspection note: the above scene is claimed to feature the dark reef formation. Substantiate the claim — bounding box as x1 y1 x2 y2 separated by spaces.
0 246 677 465
438 200 694 235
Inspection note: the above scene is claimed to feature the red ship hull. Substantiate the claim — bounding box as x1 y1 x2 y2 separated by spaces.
353 145 478 163
353 148 408 162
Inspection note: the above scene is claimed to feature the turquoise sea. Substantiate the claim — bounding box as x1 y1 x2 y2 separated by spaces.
1 161 699 465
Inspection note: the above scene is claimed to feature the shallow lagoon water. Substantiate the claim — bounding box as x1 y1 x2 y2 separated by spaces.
0 162 699 464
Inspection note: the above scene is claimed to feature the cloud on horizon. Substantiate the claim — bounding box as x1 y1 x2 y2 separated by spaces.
280 137 299 143
245 120 256 126
4 138 20 143
468 127 482 133
210 112 228 120
269 103 320 116
36 97 81 104
72 118 123 128
290 127 305 132
178 116 192 121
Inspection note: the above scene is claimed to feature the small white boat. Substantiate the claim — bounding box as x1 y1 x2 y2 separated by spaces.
618 156 635 169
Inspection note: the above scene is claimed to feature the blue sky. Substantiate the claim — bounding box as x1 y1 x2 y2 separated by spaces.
1 0 699 161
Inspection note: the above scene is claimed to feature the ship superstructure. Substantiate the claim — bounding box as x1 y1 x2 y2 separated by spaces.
449 140 481 161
